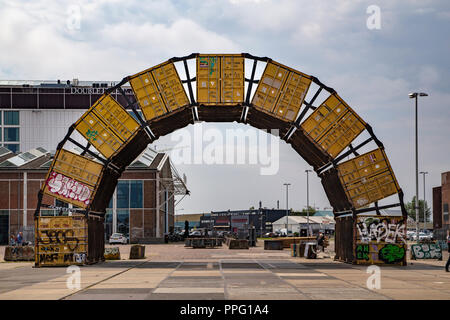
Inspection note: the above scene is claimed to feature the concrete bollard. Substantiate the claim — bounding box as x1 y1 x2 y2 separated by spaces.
129 245 146 259
4 246 35 261
104 247 121 260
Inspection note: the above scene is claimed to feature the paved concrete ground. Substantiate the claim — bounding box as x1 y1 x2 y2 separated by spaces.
0 242 449 300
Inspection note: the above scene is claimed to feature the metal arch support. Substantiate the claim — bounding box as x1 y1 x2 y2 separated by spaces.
36 52 405 231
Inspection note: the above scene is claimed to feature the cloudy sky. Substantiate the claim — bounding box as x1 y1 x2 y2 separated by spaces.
1 0 449 214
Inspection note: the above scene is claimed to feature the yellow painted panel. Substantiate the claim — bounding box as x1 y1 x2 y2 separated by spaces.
35 216 88 266
129 71 167 120
337 148 400 209
196 54 244 105
251 61 311 122
75 94 139 159
42 149 103 208
152 62 189 112
129 61 189 121
301 93 366 158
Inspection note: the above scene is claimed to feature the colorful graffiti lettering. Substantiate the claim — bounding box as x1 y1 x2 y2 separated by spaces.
356 244 369 261
411 243 442 260
355 242 406 265
209 57 217 75
46 172 91 205
199 57 208 68
86 129 98 141
37 229 80 251
379 244 405 264
356 217 406 244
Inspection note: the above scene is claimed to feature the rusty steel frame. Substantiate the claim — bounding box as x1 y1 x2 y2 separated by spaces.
35 53 407 265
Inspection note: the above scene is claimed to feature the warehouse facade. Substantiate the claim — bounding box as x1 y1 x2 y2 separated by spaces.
199 209 288 236
0 146 176 245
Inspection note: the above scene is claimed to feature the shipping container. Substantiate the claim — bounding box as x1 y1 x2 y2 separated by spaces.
42 149 104 209
196 54 245 105
35 214 104 267
335 214 407 266
337 148 400 209
75 94 140 159
301 93 366 159
129 61 189 121
251 61 312 122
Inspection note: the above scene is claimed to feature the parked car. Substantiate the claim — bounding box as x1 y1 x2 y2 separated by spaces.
189 230 202 236
109 233 128 244
406 231 416 240
264 232 277 238
410 232 432 241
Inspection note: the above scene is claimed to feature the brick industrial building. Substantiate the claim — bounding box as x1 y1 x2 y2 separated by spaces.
0 79 189 244
433 171 450 235
0 146 181 245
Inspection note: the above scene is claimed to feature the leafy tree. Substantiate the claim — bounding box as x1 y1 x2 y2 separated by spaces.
249 206 255 210
290 207 317 216
302 206 317 215
406 196 431 222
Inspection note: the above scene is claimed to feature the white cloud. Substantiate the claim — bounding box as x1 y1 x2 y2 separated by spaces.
0 0 448 213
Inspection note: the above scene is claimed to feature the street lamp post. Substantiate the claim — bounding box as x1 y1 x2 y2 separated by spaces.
409 92 428 242
305 170 312 237
420 171 428 231
283 183 291 234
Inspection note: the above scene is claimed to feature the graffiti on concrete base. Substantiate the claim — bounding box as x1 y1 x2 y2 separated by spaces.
411 243 442 260
355 216 406 265
378 244 405 264
356 243 405 264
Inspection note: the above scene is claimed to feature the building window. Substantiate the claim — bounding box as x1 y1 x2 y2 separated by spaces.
104 210 113 240
4 144 19 153
4 128 19 142
117 181 130 209
117 180 143 209
4 111 19 125
128 110 143 122
0 210 8 245
117 209 129 237
55 199 69 208
1 111 20 152
130 181 143 208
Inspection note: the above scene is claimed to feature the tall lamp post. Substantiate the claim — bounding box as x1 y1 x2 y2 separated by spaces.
409 92 428 242
305 170 312 236
283 183 291 234
420 171 428 231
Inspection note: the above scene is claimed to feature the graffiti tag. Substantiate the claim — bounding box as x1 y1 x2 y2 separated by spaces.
46 172 91 205
356 217 406 244
378 244 405 264
411 243 442 260
37 229 80 251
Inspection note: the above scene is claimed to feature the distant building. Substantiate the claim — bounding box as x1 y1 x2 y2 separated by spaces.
0 80 188 244
0 146 182 244
199 208 288 236
174 213 204 230
272 215 335 236
432 171 450 239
